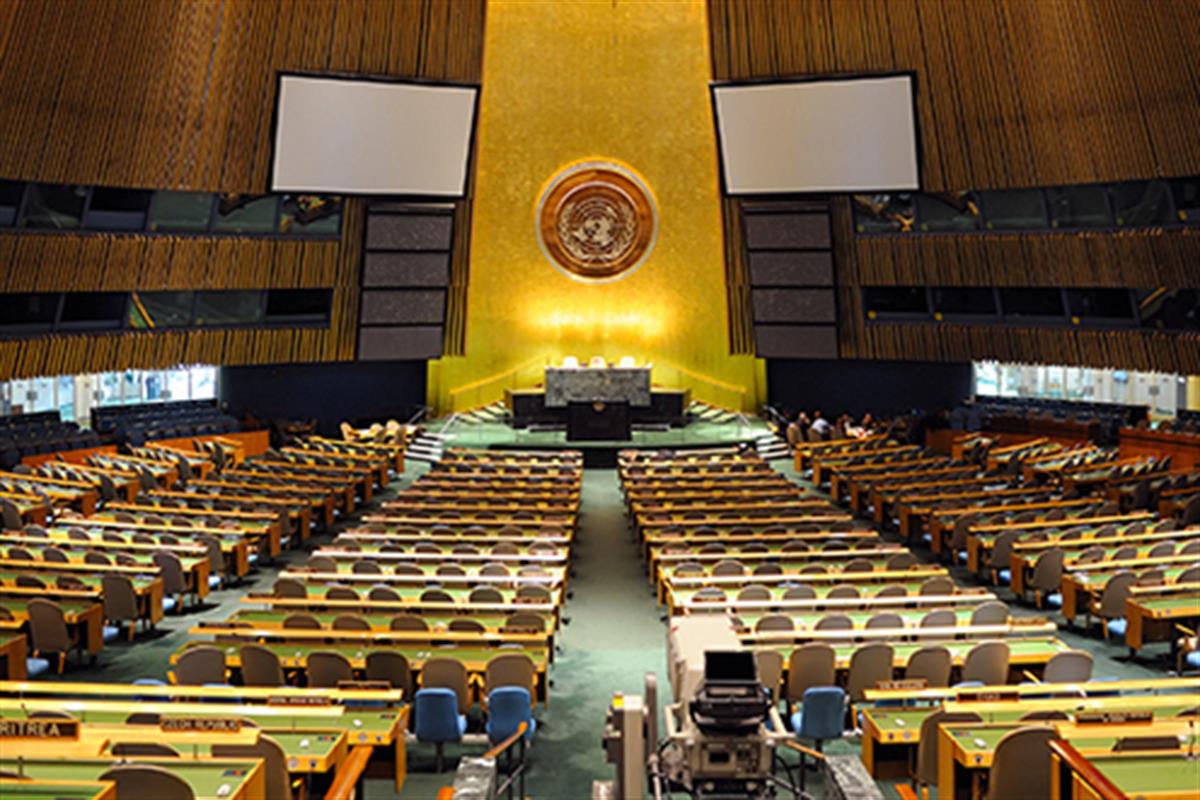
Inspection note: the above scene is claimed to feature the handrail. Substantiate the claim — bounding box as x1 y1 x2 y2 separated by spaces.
483 721 528 759
322 743 374 800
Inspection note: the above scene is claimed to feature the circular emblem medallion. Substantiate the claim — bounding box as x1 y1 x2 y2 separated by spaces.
536 161 657 283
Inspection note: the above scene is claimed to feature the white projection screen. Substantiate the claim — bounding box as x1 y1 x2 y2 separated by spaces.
713 75 920 195
271 75 478 196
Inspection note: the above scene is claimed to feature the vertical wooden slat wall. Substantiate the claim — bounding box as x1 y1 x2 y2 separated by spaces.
708 0 1200 371
0 0 485 380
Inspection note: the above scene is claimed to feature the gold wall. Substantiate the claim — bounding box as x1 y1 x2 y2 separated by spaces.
429 0 761 413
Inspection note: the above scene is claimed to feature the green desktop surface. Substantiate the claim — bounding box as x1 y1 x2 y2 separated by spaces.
0 759 259 800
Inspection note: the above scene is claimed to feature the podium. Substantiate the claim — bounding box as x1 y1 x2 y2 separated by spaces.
567 401 631 441
545 365 651 407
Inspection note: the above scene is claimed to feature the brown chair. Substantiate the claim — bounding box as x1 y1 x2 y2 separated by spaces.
368 586 401 602
273 578 307 599
815 614 853 631
783 585 816 600
437 564 467 577
826 584 859 599
842 558 874 573
969 601 1009 626
308 555 337 572
174 645 227 685
484 652 537 702
421 589 454 603
756 649 785 704
448 618 485 634
875 584 907 598
919 609 957 628
961 641 1010 686
41 546 68 563
1042 650 1093 683
282 613 322 630
390 614 430 632
84 550 112 565
111 741 180 757
737 584 772 602
905 646 952 688
332 615 371 631
422 656 471 713
307 651 354 687
365 651 412 696
469 587 504 604
787 642 835 705
27 598 78 673
984 726 1058 800
101 574 140 642
1028 547 1064 608
846 642 894 702
754 563 784 576
241 644 285 687
919 576 955 596
1094 571 1135 638
754 614 794 633
502 612 545 634
325 586 359 601
712 559 745 577
153 551 188 611
865 612 903 630
98 765 195 800
915 710 982 797
885 552 918 570
212 736 295 800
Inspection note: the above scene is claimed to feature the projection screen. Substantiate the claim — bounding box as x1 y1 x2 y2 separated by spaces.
713 75 919 195
271 75 478 196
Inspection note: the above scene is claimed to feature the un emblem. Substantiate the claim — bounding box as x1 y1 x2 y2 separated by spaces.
536 161 657 283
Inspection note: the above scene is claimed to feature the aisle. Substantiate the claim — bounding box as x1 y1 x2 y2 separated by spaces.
395 467 668 799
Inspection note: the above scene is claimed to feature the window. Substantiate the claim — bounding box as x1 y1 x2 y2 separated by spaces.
852 194 913 233
1110 181 1173 227
0 180 24 227
193 291 264 327
1138 289 1200 332
213 195 279 234
979 189 1046 230
999 288 1064 319
129 291 195 329
930 287 997 317
280 195 342 236
915 192 978 232
147 191 215 232
1046 186 1111 229
264 289 332 325
0 293 60 333
20 183 86 229
84 188 152 231
58 292 127 331
1169 178 1200 223
862 287 928 318
1065 288 1135 322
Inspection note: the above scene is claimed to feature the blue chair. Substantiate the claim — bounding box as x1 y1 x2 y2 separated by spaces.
414 687 467 772
790 686 844 749
790 687 845 790
486 686 536 745
25 657 50 677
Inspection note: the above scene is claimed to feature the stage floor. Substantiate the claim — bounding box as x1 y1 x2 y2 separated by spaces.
440 418 773 452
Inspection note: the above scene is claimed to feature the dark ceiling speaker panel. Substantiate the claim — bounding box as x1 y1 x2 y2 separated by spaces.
739 200 838 358
356 199 456 361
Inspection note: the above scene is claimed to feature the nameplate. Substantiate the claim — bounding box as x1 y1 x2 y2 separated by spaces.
336 680 390 691
961 689 1020 703
160 717 242 733
0 719 80 739
875 679 927 692
1075 710 1154 725
268 695 332 707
